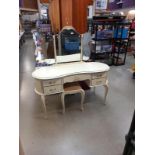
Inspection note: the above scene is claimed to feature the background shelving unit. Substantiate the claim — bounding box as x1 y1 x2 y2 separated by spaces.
22 20 35 37
90 16 131 66
36 19 52 42
112 22 131 66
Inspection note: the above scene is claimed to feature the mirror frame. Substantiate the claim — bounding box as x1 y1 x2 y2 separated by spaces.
53 26 83 64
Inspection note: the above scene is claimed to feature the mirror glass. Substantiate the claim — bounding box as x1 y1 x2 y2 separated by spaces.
54 26 82 63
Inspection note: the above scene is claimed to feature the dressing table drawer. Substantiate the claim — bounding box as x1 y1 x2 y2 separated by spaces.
44 85 62 95
92 72 107 79
91 78 106 86
43 79 62 86
63 74 91 83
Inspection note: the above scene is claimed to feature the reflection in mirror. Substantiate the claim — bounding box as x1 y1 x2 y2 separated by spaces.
53 26 89 63
58 26 81 56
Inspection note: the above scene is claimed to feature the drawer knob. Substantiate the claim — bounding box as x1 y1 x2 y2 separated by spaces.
49 81 56 85
96 81 102 84
50 89 55 91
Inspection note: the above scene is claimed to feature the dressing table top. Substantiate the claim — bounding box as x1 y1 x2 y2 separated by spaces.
32 61 110 80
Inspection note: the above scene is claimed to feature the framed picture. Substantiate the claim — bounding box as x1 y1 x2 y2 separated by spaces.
95 0 108 10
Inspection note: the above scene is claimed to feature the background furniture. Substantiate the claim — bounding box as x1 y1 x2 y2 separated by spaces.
91 15 131 66
19 31 25 48
48 0 93 33
22 20 36 38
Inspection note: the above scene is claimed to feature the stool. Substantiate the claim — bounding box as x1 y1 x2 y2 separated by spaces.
61 82 85 114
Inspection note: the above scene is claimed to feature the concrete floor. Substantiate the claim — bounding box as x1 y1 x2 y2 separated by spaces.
19 39 135 155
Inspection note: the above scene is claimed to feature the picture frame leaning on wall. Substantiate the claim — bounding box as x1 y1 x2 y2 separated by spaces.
95 0 108 11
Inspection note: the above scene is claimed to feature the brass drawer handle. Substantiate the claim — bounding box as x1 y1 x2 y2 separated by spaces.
96 74 102 77
49 89 56 92
49 81 55 84
96 81 102 84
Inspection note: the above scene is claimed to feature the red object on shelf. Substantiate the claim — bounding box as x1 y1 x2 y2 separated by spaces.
131 19 135 30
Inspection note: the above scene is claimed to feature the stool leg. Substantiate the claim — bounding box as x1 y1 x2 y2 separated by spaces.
41 95 47 118
61 93 65 114
80 90 85 111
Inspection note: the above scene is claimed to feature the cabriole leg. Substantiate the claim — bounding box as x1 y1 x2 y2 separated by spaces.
80 90 85 111
41 95 47 118
61 93 65 114
103 81 109 104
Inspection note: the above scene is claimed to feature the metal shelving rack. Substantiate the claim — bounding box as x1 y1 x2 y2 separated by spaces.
91 16 131 66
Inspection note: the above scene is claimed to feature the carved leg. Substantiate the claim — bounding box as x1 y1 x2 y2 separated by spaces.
103 81 109 104
41 95 47 118
80 90 85 111
61 93 65 114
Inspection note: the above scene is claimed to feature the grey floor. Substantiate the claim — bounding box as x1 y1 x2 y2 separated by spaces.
19 38 135 155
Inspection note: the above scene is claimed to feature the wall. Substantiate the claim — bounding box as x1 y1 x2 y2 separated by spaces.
19 0 23 7
108 0 135 10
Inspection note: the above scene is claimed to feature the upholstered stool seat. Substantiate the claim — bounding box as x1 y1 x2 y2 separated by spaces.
61 82 85 114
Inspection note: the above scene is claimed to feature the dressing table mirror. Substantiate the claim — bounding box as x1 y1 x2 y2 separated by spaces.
32 26 110 116
53 26 89 63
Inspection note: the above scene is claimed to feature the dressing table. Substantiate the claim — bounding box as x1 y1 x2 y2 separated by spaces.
32 26 110 115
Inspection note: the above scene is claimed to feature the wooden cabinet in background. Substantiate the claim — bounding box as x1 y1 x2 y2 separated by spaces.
60 0 73 27
72 0 89 34
49 0 61 33
48 0 93 34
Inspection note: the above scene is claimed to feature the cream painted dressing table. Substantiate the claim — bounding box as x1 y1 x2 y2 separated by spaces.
32 26 110 115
